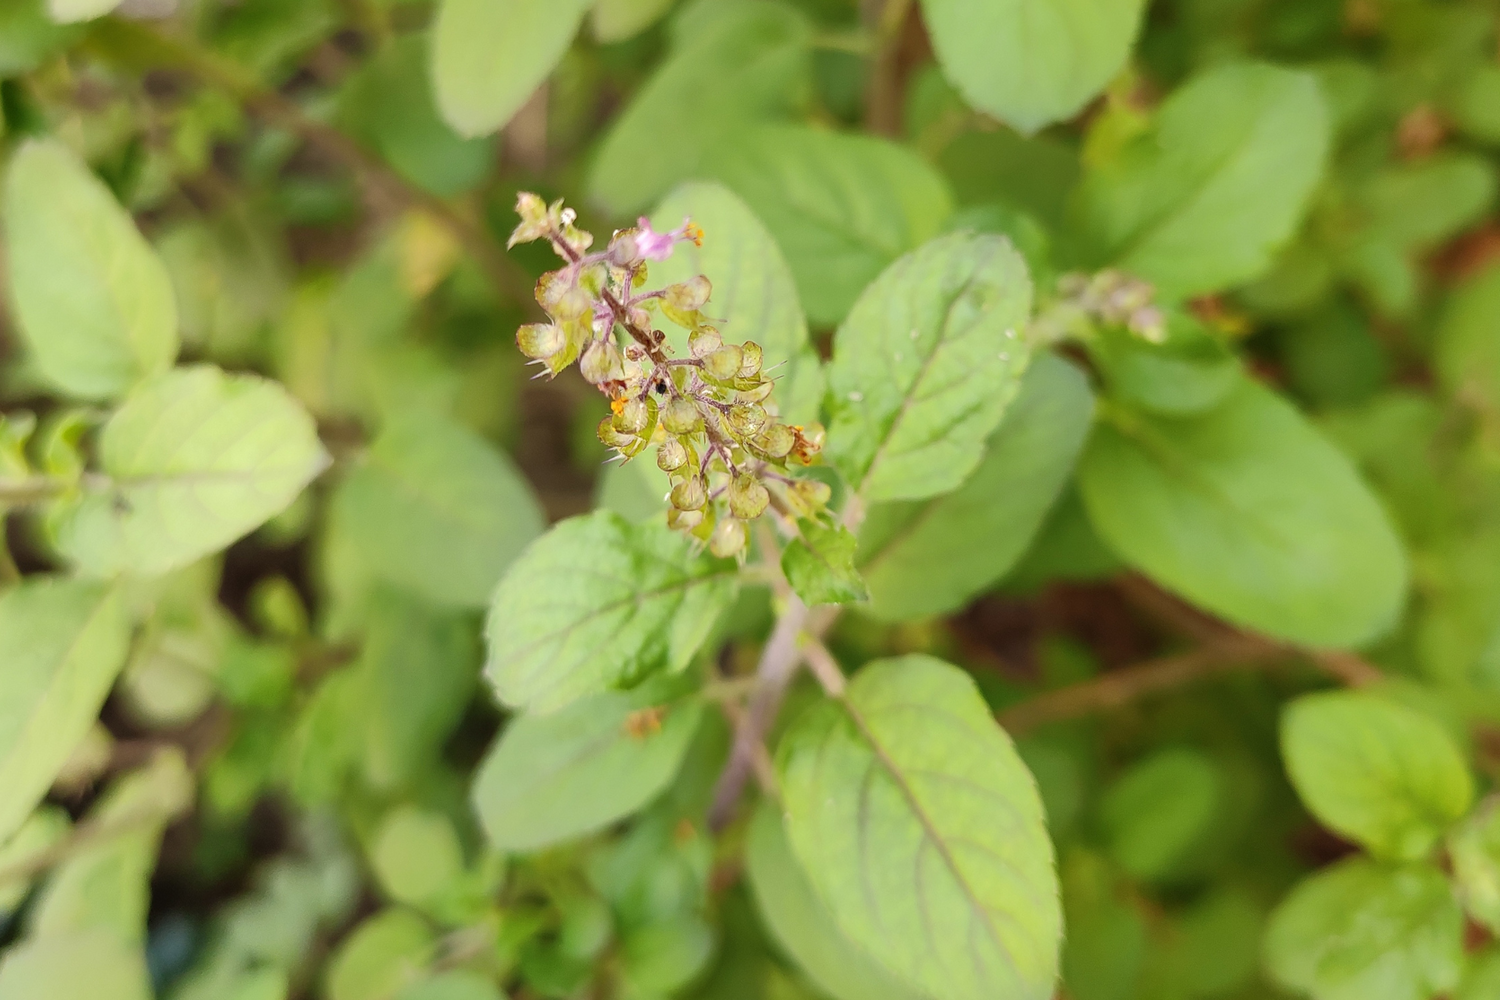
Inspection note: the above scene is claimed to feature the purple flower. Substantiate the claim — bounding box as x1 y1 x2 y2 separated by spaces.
635 217 704 262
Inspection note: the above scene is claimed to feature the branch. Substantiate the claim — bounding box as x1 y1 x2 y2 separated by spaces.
0 476 70 507
93 19 532 304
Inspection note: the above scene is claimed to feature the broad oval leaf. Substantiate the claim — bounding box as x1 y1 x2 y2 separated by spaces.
782 521 868 607
1264 858 1463 1000
1077 377 1408 647
0 929 151 1000
1437 263 1500 421
50 365 329 578
331 412 544 609
1281 691 1472 861
708 125 955 325
431 0 591 138
745 801 924 1000
650 181 823 423
920 0 1147 134
472 691 702 851
1099 747 1221 881
827 232 1033 503
591 0 674 42
778 655 1061 1000
588 2 813 215
1075 62 1330 299
3 139 178 400
1450 797 1500 935
857 352 1093 620
0 577 130 845
485 511 739 712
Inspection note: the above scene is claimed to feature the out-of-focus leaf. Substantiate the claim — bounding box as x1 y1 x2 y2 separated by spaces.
745 802 923 1000
1099 748 1221 881
331 411 543 610
1264 858 1463 1000
588 1 812 215
920 0 1146 134
1078 377 1408 647
49 365 328 577
781 521 867 607
0 807 70 914
591 0 675 41
0 578 129 846
472 690 702 851
707 125 955 325
325 908 435 1000
1282 691 1472 861
0 1 82 74
1075 62 1329 299
44 0 118 23
1437 264 1500 422
396 971 504 1000
371 807 464 909
0 929 151 1000
3 139 178 400
1450 797 1500 935
431 0 591 138
1089 312 1239 416
650 181 823 423
857 352 1093 620
485 511 738 712
826 232 1032 503
778 655 1060 1000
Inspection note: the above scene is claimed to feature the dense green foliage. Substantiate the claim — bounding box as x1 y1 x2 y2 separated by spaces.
1 0 1500 998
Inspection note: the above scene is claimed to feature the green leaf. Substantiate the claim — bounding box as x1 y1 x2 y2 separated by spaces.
0 929 151 1000
707 125 956 326
340 33 494 197
3 139 178 400
397 971 504 1000
326 908 435 1000
1458 949 1500 1000
30 749 192 944
1098 748 1221 881
371 807 465 909
919 0 1146 134
778 655 1061 1000
1449 797 1500 935
49 365 329 578
1281 691 1473 861
0 577 130 846
431 0 590 138
591 0 675 42
485 511 739 712
0 1 83 75
0 807 70 913
1077 377 1407 647
1088 311 1239 416
45 0 121 23
826 232 1033 503
1264 858 1463 1000
619 916 715 996
471 691 702 851
1075 62 1330 299
650 180 824 423
588 2 813 215
1437 263 1500 423
857 352 1093 621
745 802 924 1000
331 411 543 609
781 521 868 607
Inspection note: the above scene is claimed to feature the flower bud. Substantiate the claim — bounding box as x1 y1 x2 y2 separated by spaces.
608 230 641 266
657 438 689 472
671 476 707 511
613 396 649 435
738 341 763 377
661 397 701 435
580 340 625 385
729 474 770 520
517 323 564 361
727 402 767 437
709 517 747 559
667 507 704 531
703 345 744 382
690 327 723 358
597 417 637 451
665 275 712 312
750 423 795 459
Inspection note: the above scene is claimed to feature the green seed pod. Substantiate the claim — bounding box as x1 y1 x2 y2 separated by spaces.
613 397 649 435
729 474 770 520
703 346 744 382
668 507 704 531
690 327 723 358
727 402 767 437
791 479 832 510
751 423 796 459
661 397 701 435
517 323 564 360
656 437 689 472
665 274 712 312
597 417 637 451
738 341 763 377
671 476 707 511
709 517 747 559
736 379 775 404
580 340 624 385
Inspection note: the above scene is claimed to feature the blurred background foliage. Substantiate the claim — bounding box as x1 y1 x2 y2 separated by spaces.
2 0 1500 998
